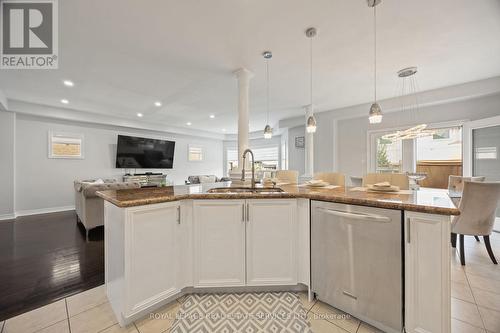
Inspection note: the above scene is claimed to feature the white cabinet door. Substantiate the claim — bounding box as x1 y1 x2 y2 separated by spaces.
246 199 297 286
405 212 451 333
193 200 246 287
124 202 181 316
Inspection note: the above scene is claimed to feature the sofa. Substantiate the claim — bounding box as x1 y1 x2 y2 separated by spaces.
74 179 141 240
186 175 230 184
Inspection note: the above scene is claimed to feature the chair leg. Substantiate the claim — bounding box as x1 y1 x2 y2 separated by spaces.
451 233 457 248
459 234 466 266
484 236 498 265
474 235 480 242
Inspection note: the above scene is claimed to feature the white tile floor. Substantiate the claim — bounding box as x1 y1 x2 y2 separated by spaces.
2 232 499 333
451 232 500 333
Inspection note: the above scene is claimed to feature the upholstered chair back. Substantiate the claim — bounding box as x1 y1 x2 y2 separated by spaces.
452 182 500 236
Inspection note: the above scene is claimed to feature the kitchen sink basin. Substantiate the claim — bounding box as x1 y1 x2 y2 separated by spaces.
207 187 284 194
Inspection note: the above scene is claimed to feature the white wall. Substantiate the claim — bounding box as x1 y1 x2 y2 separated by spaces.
336 93 500 177
288 126 305 175
14 114 223 213
0 112 15 218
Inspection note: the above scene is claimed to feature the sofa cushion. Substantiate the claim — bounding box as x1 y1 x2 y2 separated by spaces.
199 175 217 183
75 179 117 192
81 182 141 198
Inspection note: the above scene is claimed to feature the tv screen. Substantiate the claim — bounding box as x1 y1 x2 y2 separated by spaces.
116 135 175 169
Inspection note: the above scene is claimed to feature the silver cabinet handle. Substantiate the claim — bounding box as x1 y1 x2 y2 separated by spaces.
246 203 250 222
177 206 181 224
342 291 358 300
317 207 391 223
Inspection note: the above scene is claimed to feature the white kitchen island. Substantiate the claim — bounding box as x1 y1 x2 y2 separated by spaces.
98 184 459 333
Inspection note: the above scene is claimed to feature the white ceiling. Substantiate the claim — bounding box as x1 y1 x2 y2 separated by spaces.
2 0 500 134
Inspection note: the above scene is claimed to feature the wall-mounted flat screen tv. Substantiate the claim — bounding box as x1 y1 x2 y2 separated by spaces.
116 135 175 169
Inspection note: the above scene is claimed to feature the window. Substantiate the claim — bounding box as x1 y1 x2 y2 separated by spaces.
416 126 462 162
376 137 402 173
432 128 451 140
226 146 280 173
48 131 84 159
415 126 463 188
475 147 497 160
370 124 464 188
227 149 239 172
253 146 279 171
188 145 203 161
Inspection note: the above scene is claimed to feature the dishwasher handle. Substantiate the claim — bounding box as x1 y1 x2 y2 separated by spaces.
317 207 391 223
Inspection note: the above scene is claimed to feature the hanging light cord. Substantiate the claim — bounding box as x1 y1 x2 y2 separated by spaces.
266 57 270 125
374 4 377 102
310 35 314 108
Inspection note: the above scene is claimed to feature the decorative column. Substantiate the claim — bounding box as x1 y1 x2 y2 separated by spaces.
234 68 254 167
230 68 254 183
303 104 314 180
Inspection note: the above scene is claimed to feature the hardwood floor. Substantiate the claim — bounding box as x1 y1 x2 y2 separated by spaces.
0 210 104 322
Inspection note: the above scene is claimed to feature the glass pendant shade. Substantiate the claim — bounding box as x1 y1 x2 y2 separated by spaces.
306 115 317 133
263 124 273 139
368 102 383 124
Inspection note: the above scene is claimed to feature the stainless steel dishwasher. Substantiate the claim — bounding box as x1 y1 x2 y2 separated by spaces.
311 201 403 333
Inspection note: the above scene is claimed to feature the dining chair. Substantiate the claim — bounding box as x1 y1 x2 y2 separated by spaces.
448 175 486 198
451 181 500 265
362 173 410 190
314 172 345 186
275 170 299 184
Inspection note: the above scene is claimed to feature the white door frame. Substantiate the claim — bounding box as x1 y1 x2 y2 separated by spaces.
463 115 500 176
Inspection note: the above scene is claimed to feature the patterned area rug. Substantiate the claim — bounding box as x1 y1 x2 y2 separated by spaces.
170 292 313 333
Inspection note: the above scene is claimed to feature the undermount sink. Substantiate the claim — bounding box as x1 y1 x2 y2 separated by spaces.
207 187 284 194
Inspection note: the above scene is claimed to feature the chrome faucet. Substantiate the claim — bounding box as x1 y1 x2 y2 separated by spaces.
241 149 256 188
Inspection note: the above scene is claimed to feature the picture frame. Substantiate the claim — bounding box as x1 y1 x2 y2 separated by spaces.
295 136 305 149
48 131 84 159
188 144 204 162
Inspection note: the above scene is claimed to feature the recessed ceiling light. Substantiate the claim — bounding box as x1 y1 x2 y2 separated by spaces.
60 99 69 104
222 129 226 132
63 80 74 87
154 101 162 107
186 122 192 126
209 114 215 119
137 113 143 117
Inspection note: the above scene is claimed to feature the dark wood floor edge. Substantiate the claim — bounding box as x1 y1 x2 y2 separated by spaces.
0 209 104 322
0 281 105 322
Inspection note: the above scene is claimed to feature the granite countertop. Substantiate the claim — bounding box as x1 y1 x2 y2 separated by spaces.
96 182 460 216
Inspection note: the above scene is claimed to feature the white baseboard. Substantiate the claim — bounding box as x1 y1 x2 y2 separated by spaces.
0 213 16 221
14 205 75 218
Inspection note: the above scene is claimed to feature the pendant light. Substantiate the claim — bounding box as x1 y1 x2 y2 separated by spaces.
263 51 273 139
305 27 317 134
368 0 383 124
381 67 435 141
